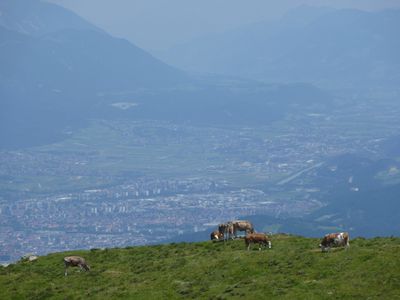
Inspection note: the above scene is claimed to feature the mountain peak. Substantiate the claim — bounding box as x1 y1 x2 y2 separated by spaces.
0 0 102 36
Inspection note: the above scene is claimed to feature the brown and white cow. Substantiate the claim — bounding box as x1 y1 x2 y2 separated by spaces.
210 230 224 241
319 232 350 252
232 220 254 238
218 222 234 241
64 256 90 276
245 233 271 251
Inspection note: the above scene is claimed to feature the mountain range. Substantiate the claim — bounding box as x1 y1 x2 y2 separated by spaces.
159 6 400 89
0 1 334 148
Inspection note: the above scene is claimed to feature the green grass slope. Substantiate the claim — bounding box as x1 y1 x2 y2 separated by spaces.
1 235 400 299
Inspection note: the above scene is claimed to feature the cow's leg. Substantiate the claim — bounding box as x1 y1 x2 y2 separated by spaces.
268 241 272 249
64 265 68 276
259 242 262 251
247 241 252 251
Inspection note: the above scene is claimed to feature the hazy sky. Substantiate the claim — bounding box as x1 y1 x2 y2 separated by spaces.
47 0 400 51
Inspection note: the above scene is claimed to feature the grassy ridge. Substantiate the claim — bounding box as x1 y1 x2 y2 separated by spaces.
1 235 400 299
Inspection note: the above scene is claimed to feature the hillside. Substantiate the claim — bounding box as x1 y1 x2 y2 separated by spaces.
1 235 399 299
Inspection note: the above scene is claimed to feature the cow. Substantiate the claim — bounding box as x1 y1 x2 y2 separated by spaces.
218 222 234 241
64 256 90 276
210 230 224 241
244 233 271 251
319 232 350 252
232 220 254 238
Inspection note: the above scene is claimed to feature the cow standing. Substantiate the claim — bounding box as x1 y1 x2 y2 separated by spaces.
64 256 90 276
245 233 271 251
320 232 350 252
218 222 234 241
232 220 254 238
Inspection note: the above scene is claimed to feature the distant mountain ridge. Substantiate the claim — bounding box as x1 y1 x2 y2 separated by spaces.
0 0 187 91
0 0 102 36
159 6 400 89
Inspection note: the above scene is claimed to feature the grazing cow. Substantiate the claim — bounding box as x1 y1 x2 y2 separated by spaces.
320 232 350 252
218 222 234 241
232 220 254 238
64 256 90 276
245 233 271 251
210 230 224 241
